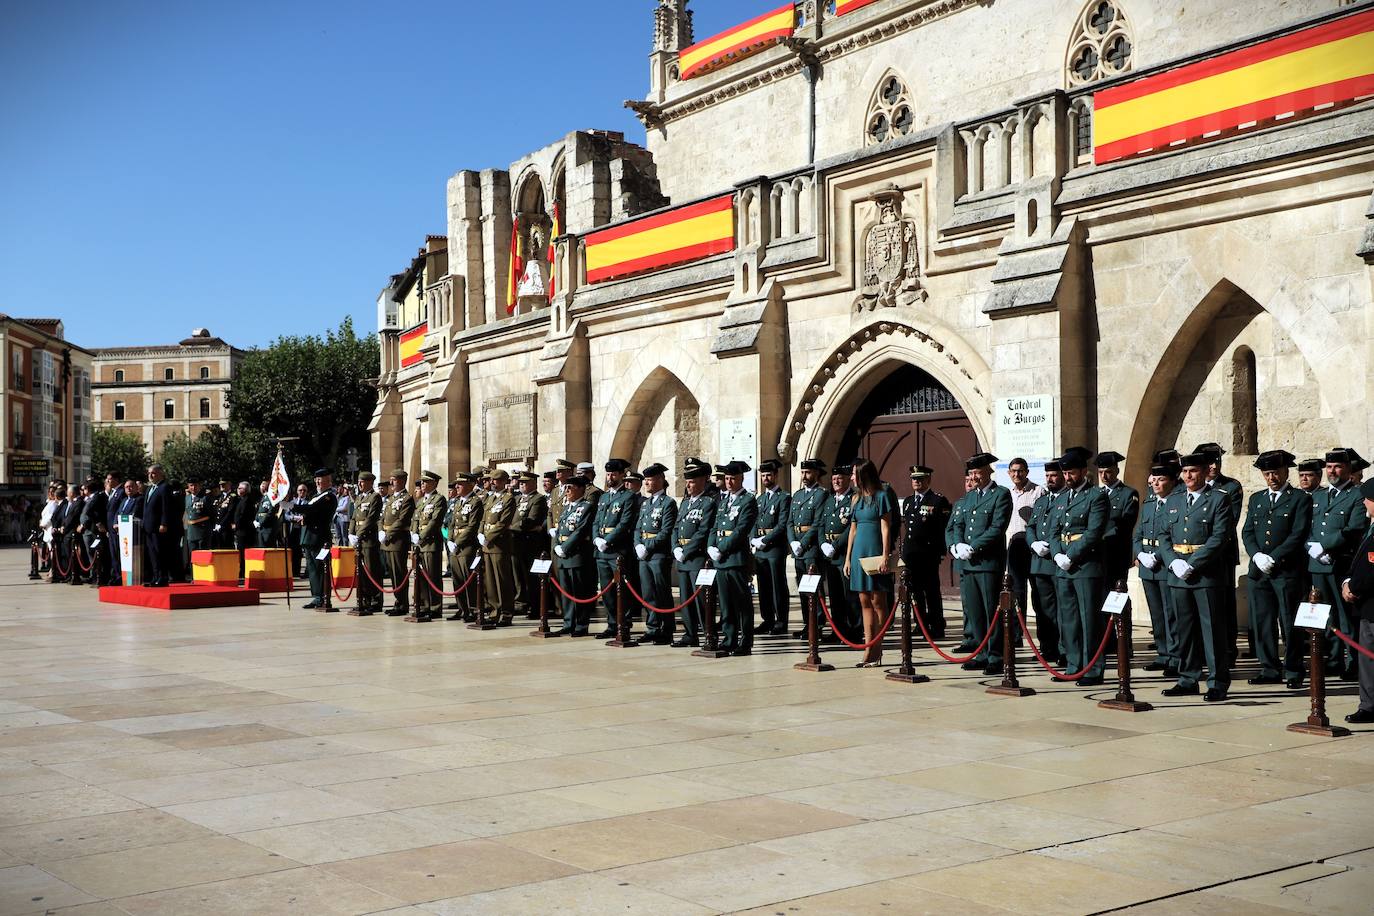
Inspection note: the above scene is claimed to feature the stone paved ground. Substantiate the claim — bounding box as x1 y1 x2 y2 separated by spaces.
0 551 1370 915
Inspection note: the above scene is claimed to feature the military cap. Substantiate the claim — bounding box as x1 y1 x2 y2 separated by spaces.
1253 450 1296 471
489 468 510 482
378 478 392 487
909 465 933 479
964 452 998 471
1150 463 1180 477
515 471 537 482
1297 458 1324 473
564 475 587 489
454 472 478 484
800 458 827 472
576 461 595 472
1361 479 1374 501
1042 460 1062 474
1063 446 1094 464
471 466 490 478
420 470 441 483
1324 448 1357 465
1349 449 1369 473
555 459 576 471
1093 450 1126 468
833 464 853 475
604 458 631 473
1058 451 1088 471
1153 448 1181 465
642 462 668 478
712 464 728 475
358 471 377 481
313 467 333 478
186 475 202 484
390 469 408 479
1178 452 1210 469
625 471 644 483
724 460 751 475
758 459 782 473
1194 442 1226 459
542 470 557 480
683 458 711 480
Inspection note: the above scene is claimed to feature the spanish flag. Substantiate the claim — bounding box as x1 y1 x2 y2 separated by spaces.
506 217 523 314
400 323 427 368
547 202 560 303
834 0 881 15
584 195 735 284
679 4 795 80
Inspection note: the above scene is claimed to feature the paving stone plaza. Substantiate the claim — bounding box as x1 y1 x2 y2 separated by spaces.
1 552 1370 915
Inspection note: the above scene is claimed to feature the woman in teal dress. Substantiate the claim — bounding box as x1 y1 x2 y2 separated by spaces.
843 459 894 667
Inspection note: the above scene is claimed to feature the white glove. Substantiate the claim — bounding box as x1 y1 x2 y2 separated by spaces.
790 540 802 557
1137 551 1157 570
1169 558 1190 579
1054 553 1073 571
553 545 565 558
253 521 260 529
955 543 973 561
673 547 685 563
410 532 419 545
635 543 648 560
707 546 722 563
213 525 221 532
478 533 487 547
1253 552 1274 574
446 541 457 553
1031 540 1050 557
594 537 607 552
1307 542 1324 559
820 542 836 559
1319 553 1333 566
750 537 764 550
348 534 359 547
547 527 556 538
379 531 388 544
1181 563 1195 579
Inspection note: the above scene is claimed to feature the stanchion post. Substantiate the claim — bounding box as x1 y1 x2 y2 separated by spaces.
693 563 730 659
887 572 929 684
531 553 559 638
1288 586 1350 738
988 573 1034 697
347 543 371 616
317 541 337 612
467 555 495 630
1099 578 1151 712
608 557 637 648
405 546 429 623
29 543 40 580
796 563 834 673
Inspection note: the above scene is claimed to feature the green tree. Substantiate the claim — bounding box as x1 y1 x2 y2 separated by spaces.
227 317 378 478
92 427 151 482
158 427 272 486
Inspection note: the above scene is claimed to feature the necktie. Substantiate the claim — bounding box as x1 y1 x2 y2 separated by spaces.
1188 493 1197 508
1270 491 1278 506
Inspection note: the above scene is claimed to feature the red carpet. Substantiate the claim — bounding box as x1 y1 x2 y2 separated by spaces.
98 584 260 609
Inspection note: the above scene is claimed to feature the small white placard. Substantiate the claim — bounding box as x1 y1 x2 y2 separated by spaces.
470 555 483 571
798 574 822 594
1295 602 1332 629
695 569 718 587
446 541 457 553
316 548 330 561
1101 592 1129 615
531 559 552 574
90 539 102 549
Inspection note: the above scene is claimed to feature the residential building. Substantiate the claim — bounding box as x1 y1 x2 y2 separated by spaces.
0 316 95 491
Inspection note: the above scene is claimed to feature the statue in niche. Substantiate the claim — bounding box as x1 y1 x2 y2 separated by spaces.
854 183 925 311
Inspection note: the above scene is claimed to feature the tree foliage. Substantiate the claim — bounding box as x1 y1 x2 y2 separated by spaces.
92 427 151 482
157 427 272 487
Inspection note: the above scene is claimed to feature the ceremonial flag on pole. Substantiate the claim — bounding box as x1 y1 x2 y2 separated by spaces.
506 217 523 314
267 451 292 506
547 203 560 303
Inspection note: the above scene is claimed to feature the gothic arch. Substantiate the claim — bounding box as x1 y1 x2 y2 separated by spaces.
1065 0 1134 87
861 68 916 147
595 341 709 466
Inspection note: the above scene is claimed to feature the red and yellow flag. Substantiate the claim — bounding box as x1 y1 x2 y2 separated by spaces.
547 202 560 303
1094 8 1374 164
679 4 795 80
399 322 427 368
834 0 882 16
584 195 735 285
506 218 523 314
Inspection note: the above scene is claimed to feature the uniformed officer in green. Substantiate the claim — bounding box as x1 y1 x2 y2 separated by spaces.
592 458 638 639
546 460 575 577
709 460 758 655
1025 460 1066 667
817 465 856 641
1298 458 1324 493
346 471 383 615
1241 450 1313 686
553 476 596 636
946 472 975 649
634 462 678 645
513 471 549 618
298 468 338 611
788 458 830 638
672 457 716 647
1308 448 1370 679
1050 451 1110 685
945 452 1012 672
578 462 604 509
479 468 517 625
184 477 212 558
253 481 278 548
1160 452 1235 701
1094 451 1139 586
1196 442 1243 665
379 470 414 616
445 473 484 621
751 459 792 636
409 470 447 621
441 480 460 597
1133 460 1181 673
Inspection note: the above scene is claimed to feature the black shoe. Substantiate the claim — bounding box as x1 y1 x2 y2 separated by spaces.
302 601 320 609
791 629 807 639
1078 676 1105 687
955 643 976 652
1344 709 1374 724
1143 661 1167 672
1248 675 1282 686
820 633 842 645
670 637 695 648
930 628 947 640
497 616 513 627
1341 666 1359 683
570 631 588 638
553 628 573 636
1162 684 1199 697
594 630 616 640
385 609 407 617
983 662 1004 676
731 648 752 656
1286 677 1304 690
752 623 772 635
769 626 790 636
961 660 981 671
1203 688 1229 702
1163 666 1180 679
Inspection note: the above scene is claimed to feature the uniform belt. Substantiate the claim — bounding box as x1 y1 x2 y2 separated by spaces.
795 525 811 532
642 533 658 539
1173 544 1201 555
1063 533 1084 542
600 527 614 533
718 530 734 536
678 538 691 545
825 533 841 541
558 535 569 543
1140 538 1158 547
759 527 774 534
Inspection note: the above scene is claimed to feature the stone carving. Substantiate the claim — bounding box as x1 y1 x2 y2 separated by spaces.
854 184 924 312
516 259 547 298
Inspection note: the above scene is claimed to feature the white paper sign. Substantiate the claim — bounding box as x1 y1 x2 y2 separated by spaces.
993 393 1055 465
470 556 483 571
798 574 822 594
531 559 552 574
1295 602 1331 629
316 548 330 561
718 417 758 491
695 568 718 586
1101 592 1129 615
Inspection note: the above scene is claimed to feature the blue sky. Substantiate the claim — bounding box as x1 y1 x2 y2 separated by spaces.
0 1 743 350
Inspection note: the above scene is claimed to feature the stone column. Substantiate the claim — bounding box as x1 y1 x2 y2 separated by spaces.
480 169 512 324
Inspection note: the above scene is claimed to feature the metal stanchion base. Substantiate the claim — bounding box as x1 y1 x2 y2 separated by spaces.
606 635 639 648
1099 697 1153 712
403 612 434 623
314 606 338 613
987 683 1036 697
1287 720 1351 738
794 660 835 672
886 669 929 683
530 628 561 638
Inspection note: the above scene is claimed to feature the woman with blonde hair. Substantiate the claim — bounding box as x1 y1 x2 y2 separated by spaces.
843 458 895 667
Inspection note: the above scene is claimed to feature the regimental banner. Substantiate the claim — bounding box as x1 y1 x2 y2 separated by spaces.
834 0 883 16
584 195 735 284
399 322 428 368
679 4 795 80
1093 8 1374 165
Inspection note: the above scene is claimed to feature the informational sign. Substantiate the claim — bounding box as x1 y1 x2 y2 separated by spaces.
530 559 552 574
798 574 821 594
1295 602 1332 629
718 417 757 490
8 457 50 478
695 568 718 587
470 555 483 571
118 515 141 586
993 394 1055 463
1101 592 1129 615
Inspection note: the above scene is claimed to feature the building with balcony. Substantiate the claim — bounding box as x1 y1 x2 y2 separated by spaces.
0 316 95 492
371 0 1374 514
92 328 244 456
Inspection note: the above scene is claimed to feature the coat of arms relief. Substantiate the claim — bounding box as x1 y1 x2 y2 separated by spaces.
854 183 926 312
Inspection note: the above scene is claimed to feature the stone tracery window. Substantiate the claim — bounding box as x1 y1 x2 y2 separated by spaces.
866 74 914 146
1066 1 1133 87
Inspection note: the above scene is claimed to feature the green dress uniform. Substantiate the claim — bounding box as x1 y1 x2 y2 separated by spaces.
1050 483 1110 680
636 489 679 642
185 491 212 556
673 490 717 644
819 488 856 639
410 488 448 618
254 493 278 548
1242 485 1313 680
1308 480 1369 674
300 488 338 607
944 484 1013 667
946 493 974 647
348 488 384 613
380 485 415 613
1208 473 1244 658
513 489 549 617
1133 490 1178 668
480 485 518 623
789 484 830 634
710 488 758 654
1101 481 1140 586
555 494 596 635
593 487 638 636
753 486 792 634
448 491 484 619
1160 487 1234 692
1024 487 1066 664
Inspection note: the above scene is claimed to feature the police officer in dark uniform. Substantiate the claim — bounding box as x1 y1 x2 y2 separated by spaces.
298 468 338 610
900 465 951 639
1196 442 1243 666
709 460 758 656
788 458 830 639
635 463 678 645
1133 460 1180 674
818 465 856 641
1308 448 1369 680
752 459 792 636
672 458 716 647
1094 451 1139 587
553 475 597 636
1340 478 1374 723
592 458 638 638
1027 460 1067 667
1240 450 1312 687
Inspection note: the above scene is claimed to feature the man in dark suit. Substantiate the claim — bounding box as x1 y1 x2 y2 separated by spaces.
901 465 951 639
141 464 173 587
79 477 110 587
1340 478 1374 724
229 481 256 578
102 472 123 583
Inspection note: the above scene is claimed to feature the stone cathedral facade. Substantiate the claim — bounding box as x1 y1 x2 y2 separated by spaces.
370 0 1374 503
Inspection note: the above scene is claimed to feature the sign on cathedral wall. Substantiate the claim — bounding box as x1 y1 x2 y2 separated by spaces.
482 394 536 462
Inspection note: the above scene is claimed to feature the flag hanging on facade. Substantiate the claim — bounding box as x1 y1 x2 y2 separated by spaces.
547 203 560 302
506 217 523 314
267 450 292 506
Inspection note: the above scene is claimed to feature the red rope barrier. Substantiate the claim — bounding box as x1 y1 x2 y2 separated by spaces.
360 556 412 594
1333 627 1374 662
623 577 704 615
416 564 479 599
50 545 70 577
331 578 357 603
72 546 93 573
548 571 620 605
1014 608 1116 681
911 599 999 663
816 593 897 651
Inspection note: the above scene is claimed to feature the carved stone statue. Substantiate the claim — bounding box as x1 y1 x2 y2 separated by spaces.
854 183 925 311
